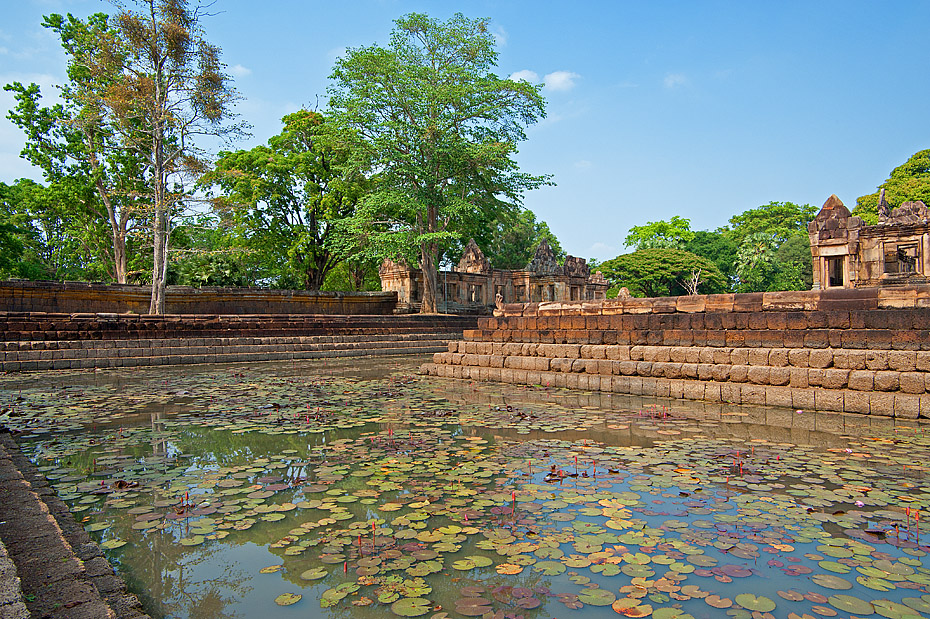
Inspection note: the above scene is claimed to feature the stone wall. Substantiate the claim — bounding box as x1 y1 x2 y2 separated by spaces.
1 312 476 372
422 287 930 419
0 280 397 315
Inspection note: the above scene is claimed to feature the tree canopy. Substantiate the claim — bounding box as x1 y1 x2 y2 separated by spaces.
854 149 930 224
598 248 728 298
624 215 694 250
327 12 550 312
202 110 366 290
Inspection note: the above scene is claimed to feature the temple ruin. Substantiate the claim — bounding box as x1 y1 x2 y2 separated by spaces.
379 239 608 313
809 192 930 289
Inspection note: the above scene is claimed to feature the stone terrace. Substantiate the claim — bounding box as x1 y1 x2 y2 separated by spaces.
1 313 477 372
423 287 930 419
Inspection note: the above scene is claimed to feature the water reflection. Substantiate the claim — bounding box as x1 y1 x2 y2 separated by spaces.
2 356 930 619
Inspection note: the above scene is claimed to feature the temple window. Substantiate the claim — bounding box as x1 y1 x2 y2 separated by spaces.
884 243 920 274
826 257 844 287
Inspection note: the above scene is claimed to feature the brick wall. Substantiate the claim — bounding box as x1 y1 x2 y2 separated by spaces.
0 280 397 315
422 287 930 418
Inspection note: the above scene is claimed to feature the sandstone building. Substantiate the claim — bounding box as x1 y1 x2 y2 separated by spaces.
809 192 930 289
380 239 608 313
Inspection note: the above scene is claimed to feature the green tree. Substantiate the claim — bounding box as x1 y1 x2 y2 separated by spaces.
598 248 727 298
74 0 245 313
4 13 150 283
468 208 563 270
733 231 812 293
854 149 930 224
328 12 550 312
684 230 738 289
624 216 694 250
726 201 816 247
203 110 365 290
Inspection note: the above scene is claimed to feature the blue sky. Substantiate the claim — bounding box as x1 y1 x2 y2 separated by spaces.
2 0 929 262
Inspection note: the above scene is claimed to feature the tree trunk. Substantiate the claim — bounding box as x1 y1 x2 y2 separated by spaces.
149 207 167 314
419 242 439 313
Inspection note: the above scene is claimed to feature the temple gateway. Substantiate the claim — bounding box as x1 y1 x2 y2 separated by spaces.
380 239 608 313
809 192 930 289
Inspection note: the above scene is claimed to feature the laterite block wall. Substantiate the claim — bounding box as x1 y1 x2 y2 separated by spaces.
422 287 930 418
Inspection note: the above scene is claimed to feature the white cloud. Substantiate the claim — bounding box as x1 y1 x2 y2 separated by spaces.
491 25 508 47
229 64 251 78
509 69 539 84
544 71 580 92
663 73 688 89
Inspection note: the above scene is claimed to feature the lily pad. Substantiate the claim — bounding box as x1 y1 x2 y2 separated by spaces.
274 593 301 606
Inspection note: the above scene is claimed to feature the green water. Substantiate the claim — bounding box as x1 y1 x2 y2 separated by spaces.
2 355 930 619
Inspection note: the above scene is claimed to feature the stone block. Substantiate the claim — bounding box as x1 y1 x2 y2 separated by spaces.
741 385 767 405
712 364 731 382
769 367 791 386
866 350 889 370
704 382 722 402
787 349 810 367
697 363 715 380
636 361 653 376
720 383 742 403
895 394 921 419
870 392 895 417
889 351 918 372
900 372 926 394
682 381 706 401
847 370 874 391
789 368 809 388
792 388 815 410
664 363 683 379
698 348 715 364
844 391 871 414
655 379 671 398
766 386 793 408
822 369 849 389
809 349 833 368
747 366 771 385
769 349 789 367
668 379 685 399
874 371 899 392
921 394 930 418
814 389 844 412
729 365 748 382
917 351 930 372
748 349 769 366
804 330 830 348
619 361 637 375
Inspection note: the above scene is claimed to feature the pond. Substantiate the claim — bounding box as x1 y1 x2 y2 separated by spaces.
2 355 930 619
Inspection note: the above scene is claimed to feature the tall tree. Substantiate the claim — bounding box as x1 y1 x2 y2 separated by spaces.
853 149 930 224
76 0 244 313
328 13 550 313
5 13 149 283
624 216 694 250
203 110 365 290
684 230 738 289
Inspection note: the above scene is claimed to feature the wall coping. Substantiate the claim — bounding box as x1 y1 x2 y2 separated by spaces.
495 286 930 317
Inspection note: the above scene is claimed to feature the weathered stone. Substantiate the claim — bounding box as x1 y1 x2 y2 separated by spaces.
809 349 834 368
874 371 900 392
900 372 926 394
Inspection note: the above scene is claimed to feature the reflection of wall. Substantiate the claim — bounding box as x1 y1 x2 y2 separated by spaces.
809 194 930 289
424 286 930 419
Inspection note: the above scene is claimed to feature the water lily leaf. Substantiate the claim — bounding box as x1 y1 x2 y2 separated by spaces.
299 567 328 580
578 588 616 606
734 594 775 613
705 595 732 609
391 597 432 617
274 593 301 606
259 564 283 574
611 598 653 617
100 539 126 550
827 594 873 614
533 560 566 575
811 574 853 590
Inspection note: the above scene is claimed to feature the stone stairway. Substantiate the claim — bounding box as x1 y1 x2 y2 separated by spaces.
0 433 150 619
1 313 477 372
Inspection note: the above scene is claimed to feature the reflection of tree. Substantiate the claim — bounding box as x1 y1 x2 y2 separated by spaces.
118 523 251 619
